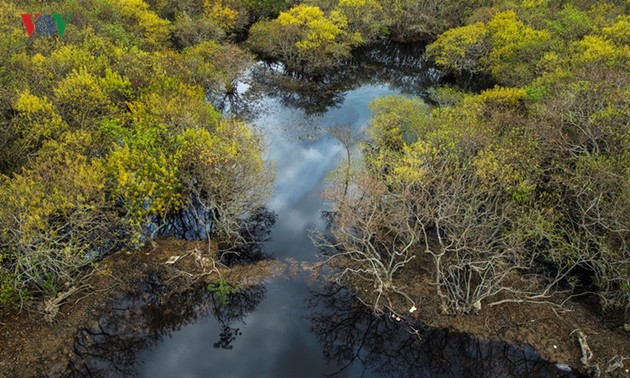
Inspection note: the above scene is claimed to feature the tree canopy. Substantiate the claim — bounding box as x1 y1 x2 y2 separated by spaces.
319 0 630 317
0 0 270 305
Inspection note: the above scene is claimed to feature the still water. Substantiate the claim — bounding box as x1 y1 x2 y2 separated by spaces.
135 83 402 377
69 43 578 377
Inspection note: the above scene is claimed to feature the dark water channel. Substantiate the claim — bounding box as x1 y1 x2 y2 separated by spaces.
67 43 578 377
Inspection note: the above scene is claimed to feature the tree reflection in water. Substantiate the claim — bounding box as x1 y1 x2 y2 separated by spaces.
308 284 580 378
211 284 268 350
219 208 277 267
212 40 496 119
67 281 267 377
65 209 276 377
243 41 493 116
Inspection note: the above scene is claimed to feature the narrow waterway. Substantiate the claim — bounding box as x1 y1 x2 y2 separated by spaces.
63 43 578 377
134 79 404 377
131 48 577 376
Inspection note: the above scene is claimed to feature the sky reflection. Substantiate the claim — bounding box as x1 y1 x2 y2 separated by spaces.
136 84 400 377
258 85 399 260
132 75 573 378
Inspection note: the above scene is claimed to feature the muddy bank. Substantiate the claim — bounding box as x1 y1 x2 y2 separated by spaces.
337 252 630 377
1 237 627 377
309 284 580 377
0 238 284 378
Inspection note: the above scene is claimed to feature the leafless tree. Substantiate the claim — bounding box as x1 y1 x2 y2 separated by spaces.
329 124 362 197
400 161 584 314
316 152 589 315
312 174 419 313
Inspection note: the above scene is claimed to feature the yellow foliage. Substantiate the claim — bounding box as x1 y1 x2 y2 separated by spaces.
602 16 630 45
107 143 183 229
338 0 381 8
110 0 172 50
278 5 348 51
48 44 100 75
487 11 550 57
478 86 528 107
573 35 628 66
100 68 132 98
15 90 67 139
248 4 359 71
393 141 437 183
128 82 216 131
0 130 107 246
0 0 272 302
426 22 489 73
204 0 239 31
483 11 551 84
587 2 627 30
0 131 119 294
520 0 549 9
278 5 325 25
53 68 114 127
179 127 221 166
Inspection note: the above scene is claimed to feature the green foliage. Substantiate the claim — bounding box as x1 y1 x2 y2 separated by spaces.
0 266 19 307
427 86 468 107
335 0 385 40
352 0 630 314
207 276 239 306
545 6 593 41
0 0 271 307
174 14 224 49
182 41 253 94
244 0 290 21
379 0 489 40
368 96 430 151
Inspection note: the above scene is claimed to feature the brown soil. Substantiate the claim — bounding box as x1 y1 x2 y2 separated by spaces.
0 238 284 378
1 239 628 377
347 252 630 377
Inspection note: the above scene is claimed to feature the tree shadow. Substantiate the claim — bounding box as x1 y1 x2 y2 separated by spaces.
245 41 442 116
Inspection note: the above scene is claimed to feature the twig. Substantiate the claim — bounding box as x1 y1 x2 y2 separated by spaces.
73 284 120 305
572 329 601 377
